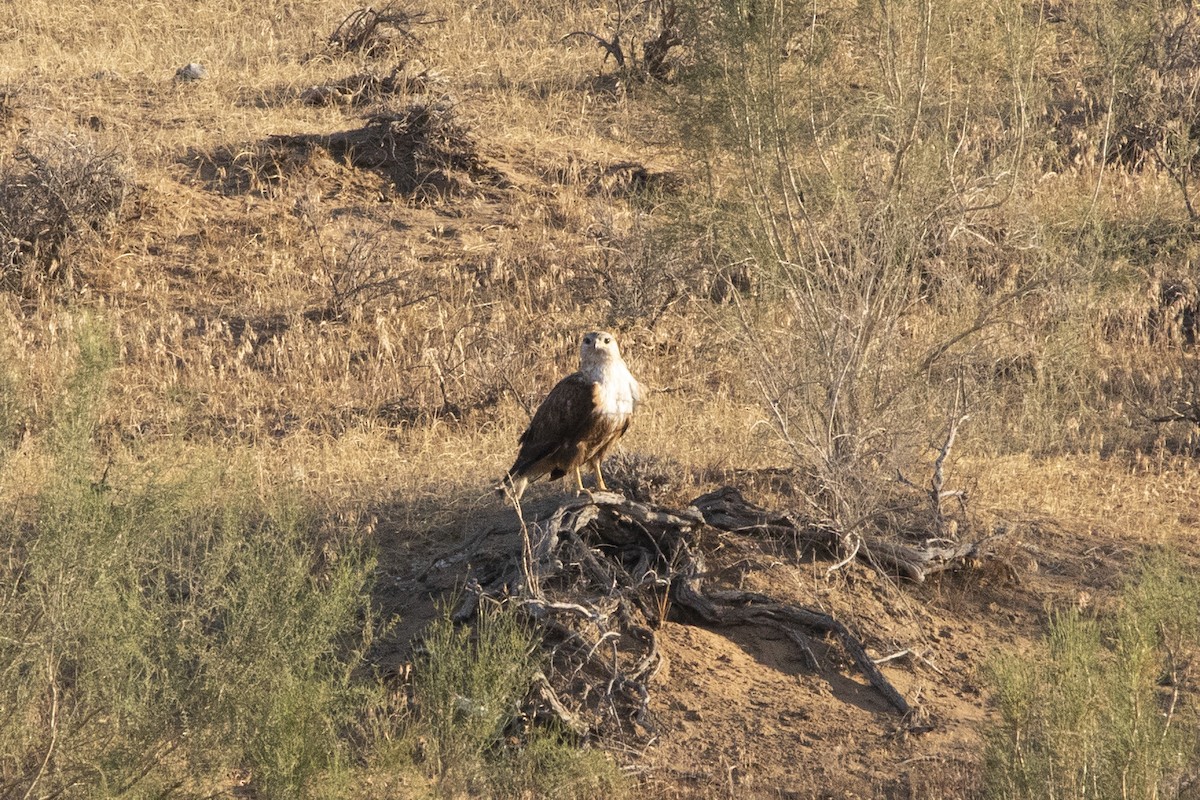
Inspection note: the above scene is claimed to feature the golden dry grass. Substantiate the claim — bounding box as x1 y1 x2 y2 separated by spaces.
3 0 1200 795
0 0 768 520
0 0 1192 583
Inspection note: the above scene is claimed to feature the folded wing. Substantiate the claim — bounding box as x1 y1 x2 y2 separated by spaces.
509 372 623 482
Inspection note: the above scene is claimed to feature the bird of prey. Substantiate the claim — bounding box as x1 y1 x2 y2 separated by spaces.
504 330 641 500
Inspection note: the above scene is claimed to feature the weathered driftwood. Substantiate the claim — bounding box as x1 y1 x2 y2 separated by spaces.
448 485 1002 736
691 487 997 583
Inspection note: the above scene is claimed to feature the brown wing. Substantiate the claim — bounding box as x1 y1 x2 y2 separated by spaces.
586 414 630 464
508 372 600 479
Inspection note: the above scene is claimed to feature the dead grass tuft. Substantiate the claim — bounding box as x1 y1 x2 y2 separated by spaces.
327 4 440 59
0 131 132 294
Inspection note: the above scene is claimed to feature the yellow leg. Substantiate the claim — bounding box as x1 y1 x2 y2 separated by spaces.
590 457 608 491
573 466 585 495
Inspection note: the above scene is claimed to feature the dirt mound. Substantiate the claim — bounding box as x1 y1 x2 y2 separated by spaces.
381 484 1030 797
191 101 506 202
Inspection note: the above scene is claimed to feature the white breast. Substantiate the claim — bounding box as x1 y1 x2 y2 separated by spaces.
588 360 639 417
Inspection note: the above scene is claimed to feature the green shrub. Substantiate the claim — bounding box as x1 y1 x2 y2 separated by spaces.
409 603 626 798
413 602 538 781
0 320 379 798
983 551 1200 799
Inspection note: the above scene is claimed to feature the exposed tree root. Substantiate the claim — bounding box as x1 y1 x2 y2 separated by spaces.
692 486 1004 583
445 486 1006 739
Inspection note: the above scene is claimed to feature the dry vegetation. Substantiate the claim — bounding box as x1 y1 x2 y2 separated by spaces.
2 0 1200 797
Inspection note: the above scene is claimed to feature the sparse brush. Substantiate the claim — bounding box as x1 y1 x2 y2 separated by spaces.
327 4 439 58
585 200 701 328
1062 1 1200 216
563 0 683 81
0 84 22 132
0 131 131 295
0 345 24 461
492 727 628 800
669 0 1054 529
221 102 502 202
983 551 1200 800
294 202 432 323
300 61 446 107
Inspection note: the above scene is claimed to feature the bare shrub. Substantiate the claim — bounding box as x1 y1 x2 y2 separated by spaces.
0 132 131 294
327 4 440 58
563 0 683 81
585 206 704 328
673 0 1050 531
294 201 435 323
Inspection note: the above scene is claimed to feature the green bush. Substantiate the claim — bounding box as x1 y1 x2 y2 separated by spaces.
983 551 1200 799
410 603 626 798
414 602 537 780
495 726 627 800
0 320 379 798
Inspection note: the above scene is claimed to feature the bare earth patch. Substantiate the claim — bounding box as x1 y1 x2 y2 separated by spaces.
372 456 1200 798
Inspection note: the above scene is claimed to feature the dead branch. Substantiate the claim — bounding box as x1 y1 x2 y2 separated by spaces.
691 486 999 583
1146 402 1200 426
439 485 1006 739
930 415 961 508
328 5 443 56
562 31 627 68
530 671 588 737
930 414 969 535
640 1 681 80
918 279 1043 374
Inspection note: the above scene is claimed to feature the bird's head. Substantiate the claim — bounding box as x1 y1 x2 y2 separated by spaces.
580 330 622 367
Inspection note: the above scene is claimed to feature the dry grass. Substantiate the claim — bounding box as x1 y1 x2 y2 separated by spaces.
2 0 1200 796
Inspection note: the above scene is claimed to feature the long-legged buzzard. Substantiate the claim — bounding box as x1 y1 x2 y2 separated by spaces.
504 331 641 500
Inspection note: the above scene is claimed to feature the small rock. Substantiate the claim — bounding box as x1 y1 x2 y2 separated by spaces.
175 63 207 82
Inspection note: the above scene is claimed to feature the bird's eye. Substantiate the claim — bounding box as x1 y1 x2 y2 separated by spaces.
603 336 611 343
